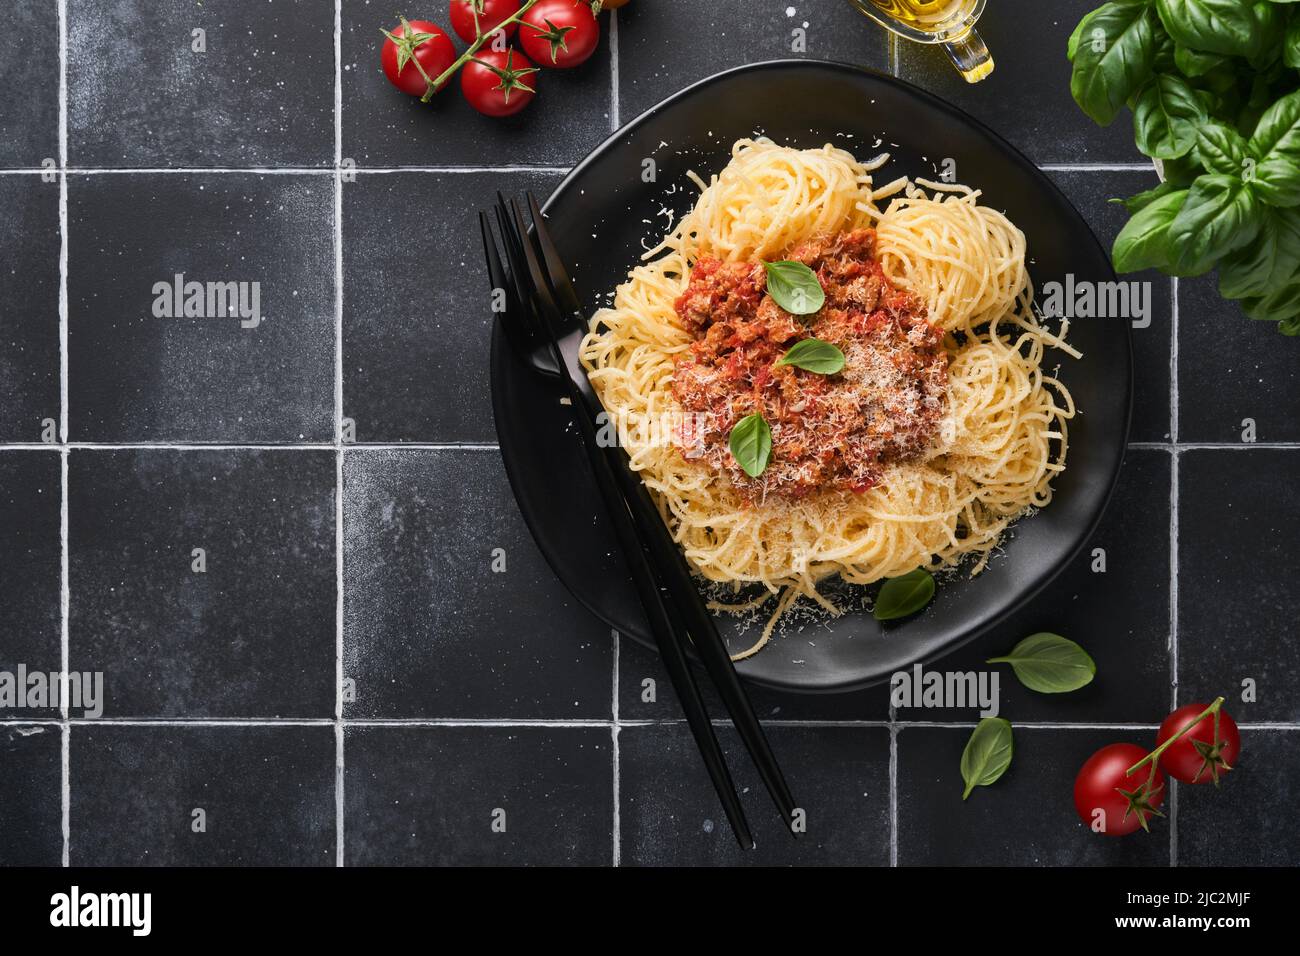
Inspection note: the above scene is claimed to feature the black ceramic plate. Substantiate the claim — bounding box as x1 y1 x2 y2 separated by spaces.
490 60 1131 693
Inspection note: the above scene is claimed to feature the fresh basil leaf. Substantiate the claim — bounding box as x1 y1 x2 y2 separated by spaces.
1156 0 1260 58
728 413 771 478
986 633 1097 694
1112 188 1188 272
1286 16 1300 69
1243 279 1300 321
1196 121 1253 176
1133 73 1209 159
1069 3 1158 126
1173 43 1228 76
1280 315 1300 336
1218 206 1300 298
763 261 824 315
960 718 1014 800
1168 174 1262 274
1248 1 1287 70
1249 89 1300 207
1113 179 1178 213
872 568 935 621
776 338 845 375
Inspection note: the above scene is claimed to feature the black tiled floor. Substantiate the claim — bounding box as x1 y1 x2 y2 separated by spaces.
895 0 1145 166
344 726 611 865
68 0 335 168
1178 450 1300 723
70 725 336 866
1045 169 1171 443
0 725 62 866
1178 276 1300 444
0 3 58 168
1177 729 1300 867
616 0 889 122
896 727 1170 866
341 0 613 167
67 173 335 442
0 176 60 442
342 170 562 442
0 452 61 719
342 449 611 719
619 723 891 866
69 450 336 718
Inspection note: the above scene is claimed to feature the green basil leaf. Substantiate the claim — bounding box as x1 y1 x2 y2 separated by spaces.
1280 315 1300 336
1133 73 1209 159
1112 188 1188 272
763 260 825 315
873 568 935 621
986 633 1097 694
1173 43 1228 77
776 337 845 375
1113 179 1178 214
1248 1 1286 70
1156 0 1260 58
1069 3 1158 126
1168 174 1262 274
1195 121 1253 177
728 413 771 478
1243 279 1300 321
1286 16 1300 69
1218 206 1300 298
1249 89 1300 207
960 718 1014 800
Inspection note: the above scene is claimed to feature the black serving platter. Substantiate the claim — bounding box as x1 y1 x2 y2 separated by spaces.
490 59 1132 692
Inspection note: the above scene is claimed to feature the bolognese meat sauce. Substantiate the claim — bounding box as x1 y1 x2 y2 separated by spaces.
671 228 948 500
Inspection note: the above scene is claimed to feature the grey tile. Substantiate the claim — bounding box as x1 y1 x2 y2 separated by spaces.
0 2 58 168
344 725 612 865
70 725 336 866
69 449 336 718
68 0 334 167
343 449 611 719
0 724 62 866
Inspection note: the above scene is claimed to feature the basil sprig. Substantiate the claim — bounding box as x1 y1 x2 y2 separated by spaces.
960 718 1014 800
763 261 825 315
872 568 935 621
728 413 772 478
776 338 845 375
987 633 1097 694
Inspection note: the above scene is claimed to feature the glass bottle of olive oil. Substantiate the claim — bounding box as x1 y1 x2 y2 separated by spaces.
846 0 994 83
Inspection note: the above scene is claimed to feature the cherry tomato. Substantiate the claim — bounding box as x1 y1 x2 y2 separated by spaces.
381 18 457 98
1073 742 1166 837
519 0 601 69
1156 703 1241 785
448 0 521 44
460 47 539 117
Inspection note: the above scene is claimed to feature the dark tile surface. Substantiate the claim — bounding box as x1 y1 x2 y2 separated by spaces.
1177 729 1300 867
70 725 336 866
0 176 60 442
342 170 562 442
616 0 889 122
1178 449 1300 723
69 450 336 718
1045 169 1171 443
68 0 335 168
0 3 58 168
619 723 891 866
893 449 1172 725
345 725 611 865
343 449 611 719
897 727 1170 866
0 452 61 719
895 0 1145 166
341 1 612 167
68 173 335 442
0 725 62 866
1178 275 1300 444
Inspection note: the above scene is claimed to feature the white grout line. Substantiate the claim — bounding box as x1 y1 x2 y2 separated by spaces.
4 717 1299 729
609 9 620 132
14 165 572 176
333 0 347 870
611 629 621 867
887 703 898 867
57 0 70 870
1168 275 1180 869
0 442 506 452
1038 163 1159 172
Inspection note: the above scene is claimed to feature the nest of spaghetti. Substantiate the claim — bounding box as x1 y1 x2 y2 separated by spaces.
580 139 1078 658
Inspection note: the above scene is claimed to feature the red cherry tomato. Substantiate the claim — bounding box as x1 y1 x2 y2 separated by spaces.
381 18 457 98
1156 703 1241 785
1073 742 1166 837
460 47 539 117
519 0 601 68
448 0 521 44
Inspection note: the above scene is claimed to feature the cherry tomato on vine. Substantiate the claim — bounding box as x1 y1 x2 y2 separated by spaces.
519 0 601 68
449 0 521 44
1156 703 1241 785
460 47 539 117
381 18 457 98
1073 742 1166 837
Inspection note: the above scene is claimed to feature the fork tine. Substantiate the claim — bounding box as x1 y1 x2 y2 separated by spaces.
479 211 510 305
526 192 583 317
509 198 563 325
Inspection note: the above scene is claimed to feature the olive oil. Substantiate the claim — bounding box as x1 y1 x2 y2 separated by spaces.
862 0 978 36
845 0 993 82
